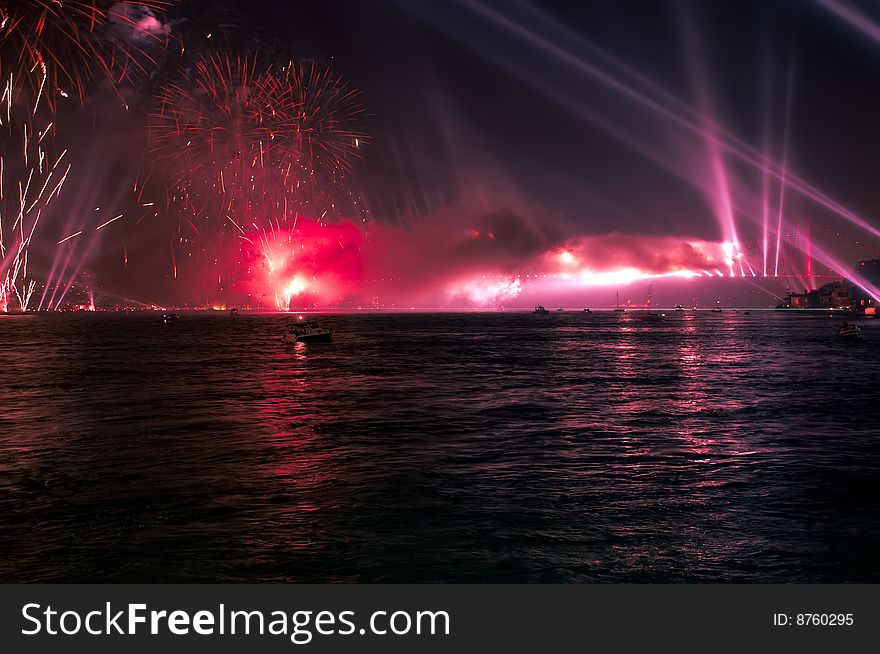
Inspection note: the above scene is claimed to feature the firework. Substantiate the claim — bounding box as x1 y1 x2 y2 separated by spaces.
0 1 175 112
0 1 175 312
149 53 366 229
266 59 367 183
194 217 363 310
0 115 70 311
147 52 367 298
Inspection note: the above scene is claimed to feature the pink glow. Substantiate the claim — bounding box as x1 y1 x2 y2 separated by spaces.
207 206 750 309
445 277 522 305
237 218 363 309
815 0 880 44
462 0 880 247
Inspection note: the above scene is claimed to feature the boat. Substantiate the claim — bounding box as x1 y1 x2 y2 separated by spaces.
838 322 861 339
583 308 592 314
674 304 685 311
743 310 751 315
230 307 240 316
162 313 179 324
533 306 550 315
711 301 723 313
637 312 666 322
613 291 626 312
555 308 565 313
283 321 334 343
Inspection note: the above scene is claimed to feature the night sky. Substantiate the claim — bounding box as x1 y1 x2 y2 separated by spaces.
10 0 880 308
235 0 880 243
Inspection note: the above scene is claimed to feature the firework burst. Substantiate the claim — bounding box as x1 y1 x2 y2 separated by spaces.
148 51 367 298
149 52 366 230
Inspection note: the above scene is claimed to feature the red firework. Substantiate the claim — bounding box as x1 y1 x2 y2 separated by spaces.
0 0 176 112
264 59 367 181
0 1 175 312
239 218 363 309
148 52 367 232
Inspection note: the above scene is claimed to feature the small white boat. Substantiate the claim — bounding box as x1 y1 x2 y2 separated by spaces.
283 322 334 343
838 322 861 339
674 304 685 311
533 306 550 315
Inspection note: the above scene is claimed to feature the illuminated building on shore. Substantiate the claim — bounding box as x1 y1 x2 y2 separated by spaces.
852 259 880 314
778 259 880 312
779 282 852 309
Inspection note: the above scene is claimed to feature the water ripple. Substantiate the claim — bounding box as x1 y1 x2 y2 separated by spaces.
1 310 879 582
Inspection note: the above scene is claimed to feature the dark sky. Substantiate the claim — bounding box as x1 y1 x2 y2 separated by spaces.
201 0 880 256
33 0 880 306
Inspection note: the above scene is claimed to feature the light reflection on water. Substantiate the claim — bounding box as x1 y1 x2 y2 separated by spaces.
1 310 879 582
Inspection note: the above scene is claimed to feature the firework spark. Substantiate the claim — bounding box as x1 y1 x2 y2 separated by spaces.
0 1 175 312
0 1 175 112
150 53 366 222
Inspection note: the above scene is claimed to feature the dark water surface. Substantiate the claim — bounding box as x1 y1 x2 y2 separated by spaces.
1 310 879 582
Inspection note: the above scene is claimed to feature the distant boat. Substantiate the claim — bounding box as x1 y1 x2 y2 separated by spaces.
614 291 626 312
555 308 565 313
162 313 178 324
838 322 861 339
674 304 685 311
637 312 666 322
533 305 550 315
230 307 239 316
711 302 723 313
283 321 334 343
743 310 751 315
583 308 592 314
